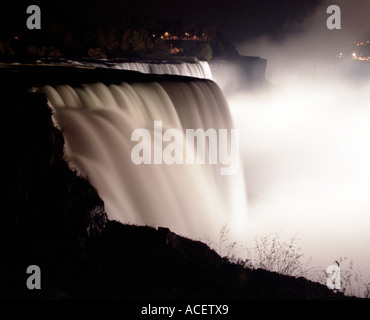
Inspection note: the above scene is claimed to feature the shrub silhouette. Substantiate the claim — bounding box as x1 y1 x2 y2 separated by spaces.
252 232 314 277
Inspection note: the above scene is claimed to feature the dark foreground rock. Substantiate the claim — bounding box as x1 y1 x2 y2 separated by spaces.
78 221 352 300
0 78 357 300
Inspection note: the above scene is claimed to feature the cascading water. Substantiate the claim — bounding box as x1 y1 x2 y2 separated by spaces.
42 66 247 241
113 61 213 80
68 60 213 80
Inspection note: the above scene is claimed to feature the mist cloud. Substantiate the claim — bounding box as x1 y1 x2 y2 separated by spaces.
227 0 370 282
237 0 370 84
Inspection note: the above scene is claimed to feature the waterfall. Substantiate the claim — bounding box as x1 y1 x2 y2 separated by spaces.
42 69 247 240
113 61 213 80
67 60 213 80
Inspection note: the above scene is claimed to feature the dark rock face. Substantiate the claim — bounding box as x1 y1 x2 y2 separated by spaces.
80 221 352 300
0 87 107 299
209 55 269 94
0 78 354 300
82 222 227 299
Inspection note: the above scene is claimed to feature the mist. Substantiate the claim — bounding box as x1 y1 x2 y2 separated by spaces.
225 0 370 287
238 0 370 83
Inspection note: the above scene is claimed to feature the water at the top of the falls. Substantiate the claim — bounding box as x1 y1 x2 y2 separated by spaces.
67 59 213 80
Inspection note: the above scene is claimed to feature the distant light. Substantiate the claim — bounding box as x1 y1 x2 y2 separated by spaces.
352 53 357 57
164 32 169 37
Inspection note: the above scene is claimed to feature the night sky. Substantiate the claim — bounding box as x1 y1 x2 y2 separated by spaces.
3 0 323 41
3 0 370 52
104 0 324 40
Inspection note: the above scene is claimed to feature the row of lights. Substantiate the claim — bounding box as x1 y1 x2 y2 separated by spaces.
152 32 207 41
352 53 369 61
351 39 370 61
353 40 370 47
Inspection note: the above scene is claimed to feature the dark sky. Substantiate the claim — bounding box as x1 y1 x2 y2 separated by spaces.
3 0 324 42
109 0 324 40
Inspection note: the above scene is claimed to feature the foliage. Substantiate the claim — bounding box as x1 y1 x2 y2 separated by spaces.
213 225 370 298
252 232 315 278
203 225 252 268
332 257 370 298
122 29 152 53
209 227 315 277
88 47 107 59
199 43 213 61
